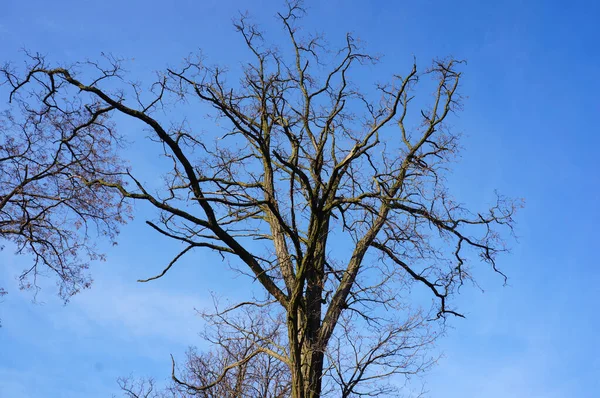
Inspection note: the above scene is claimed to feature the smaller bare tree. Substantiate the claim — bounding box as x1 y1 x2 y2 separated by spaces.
118 303 290 398
171 301 291 398
325 310 436 397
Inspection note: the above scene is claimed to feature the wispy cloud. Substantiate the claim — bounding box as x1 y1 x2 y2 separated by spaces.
1 246 205 346
0 252 207 397
68 278 205 344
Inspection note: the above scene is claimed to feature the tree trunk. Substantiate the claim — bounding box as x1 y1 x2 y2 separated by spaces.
303 348 325 398
289 288 326 398
289 339 325 398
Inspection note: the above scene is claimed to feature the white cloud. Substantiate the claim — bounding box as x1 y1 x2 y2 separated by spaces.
1 244 206 345
67 278 206 345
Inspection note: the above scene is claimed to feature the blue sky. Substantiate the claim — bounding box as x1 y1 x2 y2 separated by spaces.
1 0 599 396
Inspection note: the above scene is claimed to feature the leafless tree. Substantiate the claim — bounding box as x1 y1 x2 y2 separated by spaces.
174 303 291 398
118 377 168 398
118 302 291 398
0 59 129 301
2 1 520 397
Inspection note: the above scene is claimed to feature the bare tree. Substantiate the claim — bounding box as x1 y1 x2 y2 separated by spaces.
2 2 520 397
0 59 129 301
118 302 290 398
325 309 436 397
173 303 291 398
118 377 169 398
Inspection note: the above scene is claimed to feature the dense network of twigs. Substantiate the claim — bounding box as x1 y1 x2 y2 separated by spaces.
0 57 128 300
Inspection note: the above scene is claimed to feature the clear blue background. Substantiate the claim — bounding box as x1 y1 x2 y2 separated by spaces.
1 0 599 396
